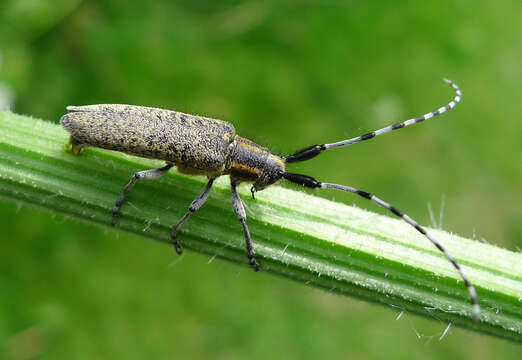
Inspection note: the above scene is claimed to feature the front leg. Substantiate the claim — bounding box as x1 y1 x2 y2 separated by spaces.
230 181 259 271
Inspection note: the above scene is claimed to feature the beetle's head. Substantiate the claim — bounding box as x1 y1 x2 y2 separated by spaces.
252 154 285 192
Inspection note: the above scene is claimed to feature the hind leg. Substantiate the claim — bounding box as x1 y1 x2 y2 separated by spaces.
68 136 84 155
111 163 174 225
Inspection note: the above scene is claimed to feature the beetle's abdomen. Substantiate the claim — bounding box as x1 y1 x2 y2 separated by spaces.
61 104 236 173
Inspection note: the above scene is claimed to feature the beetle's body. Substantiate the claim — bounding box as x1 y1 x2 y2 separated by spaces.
60 79 480 322
61 104 285 189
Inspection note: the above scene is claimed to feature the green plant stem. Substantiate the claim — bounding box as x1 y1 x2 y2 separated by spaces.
0 110 520 341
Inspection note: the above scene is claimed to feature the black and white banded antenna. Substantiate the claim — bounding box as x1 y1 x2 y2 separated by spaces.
283 79 480 322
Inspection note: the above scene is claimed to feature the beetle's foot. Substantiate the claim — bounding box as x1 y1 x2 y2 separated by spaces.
171 231 183 255
249 256 259 272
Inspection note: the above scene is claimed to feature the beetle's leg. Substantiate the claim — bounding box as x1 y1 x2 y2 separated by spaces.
231 181 259 271
111 163 174 225
171 178 215 254
69 136 83 155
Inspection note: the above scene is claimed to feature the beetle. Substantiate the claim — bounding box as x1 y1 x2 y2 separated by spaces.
60 78 479 322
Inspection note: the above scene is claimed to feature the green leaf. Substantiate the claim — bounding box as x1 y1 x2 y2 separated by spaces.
0 110 521 341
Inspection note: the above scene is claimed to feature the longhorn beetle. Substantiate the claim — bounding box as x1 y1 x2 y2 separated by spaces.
60 78 479 322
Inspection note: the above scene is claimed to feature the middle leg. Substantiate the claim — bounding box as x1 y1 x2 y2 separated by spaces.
171 177 215 254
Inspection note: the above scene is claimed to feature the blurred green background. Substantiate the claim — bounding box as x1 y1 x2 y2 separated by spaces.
1 0 521 359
